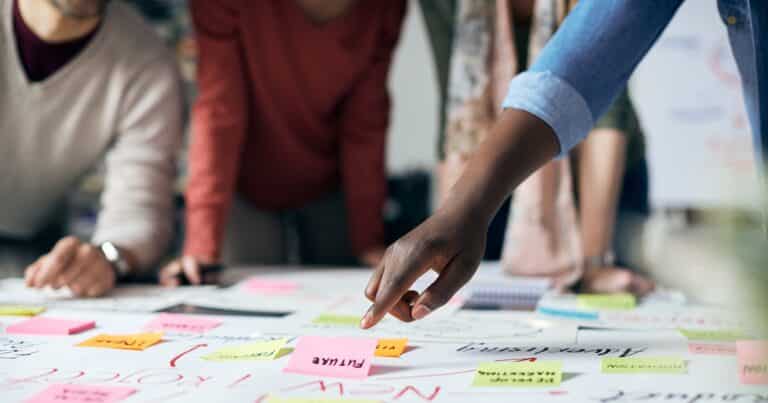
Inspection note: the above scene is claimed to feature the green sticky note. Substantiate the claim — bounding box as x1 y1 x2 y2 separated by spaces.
679 329 745 342
602 357 687 374
312 313 361 327
0 305 45 316
577 293 636 310
202 339 287 361
472 361 562 387
266 397 380 403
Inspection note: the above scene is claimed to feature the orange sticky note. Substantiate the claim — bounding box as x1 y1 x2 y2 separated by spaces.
736 340 768 385
375 338 408 358
77 333 163 351
25 383 136 403
284 336 376 379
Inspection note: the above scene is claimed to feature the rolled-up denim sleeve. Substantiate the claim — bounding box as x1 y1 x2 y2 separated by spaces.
502 0 685 156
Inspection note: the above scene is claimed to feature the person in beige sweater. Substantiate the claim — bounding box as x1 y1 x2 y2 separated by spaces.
0 0 182 296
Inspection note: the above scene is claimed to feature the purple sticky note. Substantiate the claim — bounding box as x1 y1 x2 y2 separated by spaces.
144 313 221 334
7 317 95 335
284 336 376 379
25 383 136 403
736 340 768 385
243 278 299 294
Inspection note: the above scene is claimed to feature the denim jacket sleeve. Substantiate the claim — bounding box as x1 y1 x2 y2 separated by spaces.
502 0 685 156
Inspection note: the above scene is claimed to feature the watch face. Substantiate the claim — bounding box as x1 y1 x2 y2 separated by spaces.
101 242 119 261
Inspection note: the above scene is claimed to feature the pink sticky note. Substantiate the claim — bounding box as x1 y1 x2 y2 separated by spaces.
689 343 737 355
25 383 136 403
244 278 299 294
144 313 221 334
7 317 95 335
284 336 377 379
736 340 768 385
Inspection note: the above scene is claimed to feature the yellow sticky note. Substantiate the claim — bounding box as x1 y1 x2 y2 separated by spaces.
602 357 687 374
472 361 562 387
312 313 360 327
679 329 745 342
266 397 380 403
0 305 45 316
202 338 287 361
77 333 163 351
375 338 408 358
577 293 636 310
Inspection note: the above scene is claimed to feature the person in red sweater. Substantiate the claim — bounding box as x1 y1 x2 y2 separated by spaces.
160 0 406 285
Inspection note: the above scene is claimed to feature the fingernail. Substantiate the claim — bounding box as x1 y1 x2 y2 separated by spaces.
412 304 431 320
360 305 374 329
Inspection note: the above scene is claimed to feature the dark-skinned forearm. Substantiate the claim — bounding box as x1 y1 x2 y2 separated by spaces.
438 109 561 227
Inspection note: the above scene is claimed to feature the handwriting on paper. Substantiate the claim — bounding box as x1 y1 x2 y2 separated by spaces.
312 314 360 327
688 342 737 355
202 338 287 361
144 314 221 334
593 390 768 403
578 293 636 310
457 343 646 358
736 340 768 385
25 383 136 403
6 317 94 335
0 336 42 359
266 397 380 403
244 278 299 294
375 338 408 358
679 329 745 342
0 304 45 316
602 357 687 374
472 361 562 387
284 336 376 379
77 333 163 351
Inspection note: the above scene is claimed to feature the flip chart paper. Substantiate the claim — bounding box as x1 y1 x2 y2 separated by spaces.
244 278 299 294
283 336 376 379
266 397 380 403
736 340 768 385
202 338 287 361
77 332 163 351
688 342 737 355
144 313 221 334
577 293 636 310
472 361 562 387
601 357 687 374
7 317 94 335
312 314 360 327
0 305 45 316
25 383 136 403
375 338 408 358
679 329 745 342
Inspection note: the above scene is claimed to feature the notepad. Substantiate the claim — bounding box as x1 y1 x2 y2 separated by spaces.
7 317 94 335
77 333 163 351
0 304 45 316
679 329 745 342
312 314 360 327
736 340 768 385
24 383 136 403
463 277 550 310
577 293 636 310
144 313 221 334
266 397 380 403
202 339 287 361
283 336 376 379
244 278 299 294
601 357 687 374
375 338 408 358
472 361 562 387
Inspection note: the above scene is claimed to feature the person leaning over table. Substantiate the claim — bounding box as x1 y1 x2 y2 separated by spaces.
159 0 407 286
420 0 654 295
360 0 768 328
0 0 182 296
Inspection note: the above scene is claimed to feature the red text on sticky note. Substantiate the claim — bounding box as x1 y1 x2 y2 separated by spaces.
144 313 221 334
244 278 299 294
284 336 376 379
736 340 768 385
7 317 94 336
25 383 136 403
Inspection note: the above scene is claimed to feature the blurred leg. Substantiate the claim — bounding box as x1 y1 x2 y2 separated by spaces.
221 196 287 266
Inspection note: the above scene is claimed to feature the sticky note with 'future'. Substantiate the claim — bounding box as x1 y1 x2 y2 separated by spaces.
577 293 636 310
283 336 376 379
736 340 768 385
0 305 45 316
472 361 562 387
24 383 136 403
144 313 221 334
202 338 287 361
7 317 94 335
77 332 163 351
602 357 687 374
375 338 408 358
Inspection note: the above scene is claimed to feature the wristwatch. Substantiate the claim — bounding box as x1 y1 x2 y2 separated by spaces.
99 241 132 280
